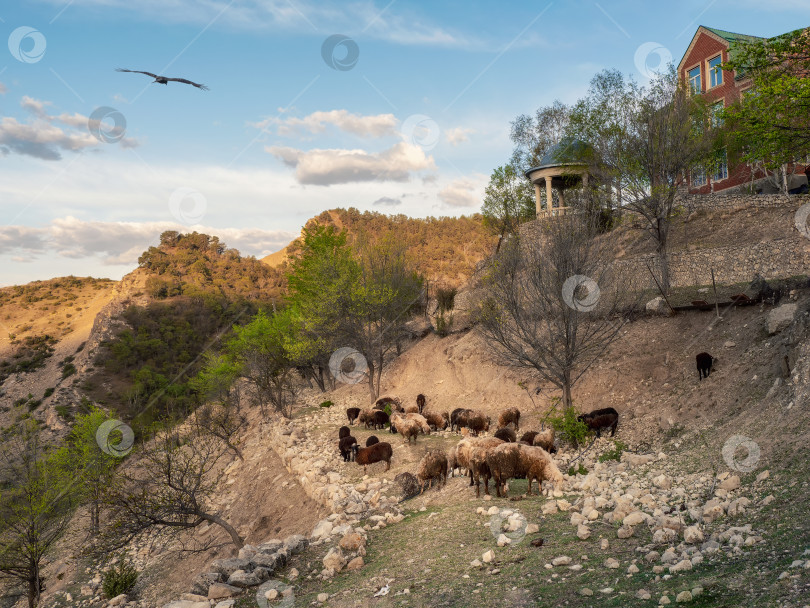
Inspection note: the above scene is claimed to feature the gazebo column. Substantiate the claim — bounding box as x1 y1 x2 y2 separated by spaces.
582 172 589 189
558 188 565 210
534 183 543 216
545 178 553 214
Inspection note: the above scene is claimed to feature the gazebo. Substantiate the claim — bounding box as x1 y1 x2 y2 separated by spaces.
525 137 592 217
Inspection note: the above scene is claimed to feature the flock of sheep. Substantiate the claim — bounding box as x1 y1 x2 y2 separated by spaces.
335 395 621 500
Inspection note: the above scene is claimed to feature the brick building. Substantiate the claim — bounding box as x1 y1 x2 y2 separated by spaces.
677 26 808 193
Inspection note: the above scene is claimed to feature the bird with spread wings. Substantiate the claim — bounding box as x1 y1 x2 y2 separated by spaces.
115 68 209 91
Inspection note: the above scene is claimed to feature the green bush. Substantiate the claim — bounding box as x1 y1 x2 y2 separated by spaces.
568 463 588 476
102 558 138 598
435 313 453 337
547 406 591 448
319 400 334 408
43 387 55 398
598 440 627 463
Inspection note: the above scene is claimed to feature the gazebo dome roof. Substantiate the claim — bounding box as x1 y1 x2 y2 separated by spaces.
525 137 593 176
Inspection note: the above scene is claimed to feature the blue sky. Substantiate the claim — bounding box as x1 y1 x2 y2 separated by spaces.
0 0 806 286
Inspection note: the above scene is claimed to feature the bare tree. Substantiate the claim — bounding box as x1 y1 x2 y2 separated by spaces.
0 424 78 608
476 200 637 410
103 429 244 551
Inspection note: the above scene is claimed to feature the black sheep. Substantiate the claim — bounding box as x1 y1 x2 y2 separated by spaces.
338 426 351 439
450 407 473 432
696 352 714 380
346 407 360 425
416 393 426 414
366 435 380 447
578 407 619 438
371 410 390 430
339 436 357 462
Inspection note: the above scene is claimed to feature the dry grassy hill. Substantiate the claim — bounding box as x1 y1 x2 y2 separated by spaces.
262 208 497 289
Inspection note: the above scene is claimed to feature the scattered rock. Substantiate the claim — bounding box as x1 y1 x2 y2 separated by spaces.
317 593 329 602
552 556 572 566
636 589 652 600
207 584 241 600
718 475 740 491
767 303 798 334
617 525 634 539
676 590 693 603
605 558 620 569
346 557 364 571
684 525 704 544
322 547 347 573
482 550 495 563
577 525 592 540
579 588 593 596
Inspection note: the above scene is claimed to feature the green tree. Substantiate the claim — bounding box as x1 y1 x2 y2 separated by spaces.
481 164 536 253
722 28 810 191
0 423 79 608
62 407 122 537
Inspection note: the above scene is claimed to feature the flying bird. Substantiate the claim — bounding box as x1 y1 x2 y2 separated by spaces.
115 68 209 91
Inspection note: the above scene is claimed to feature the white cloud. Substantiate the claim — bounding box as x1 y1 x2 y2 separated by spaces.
438 176 486 208
34 0 472 47
0 217 295 265
267 142 436 185
0 95 138 160
445 127 474 146
255 110 399 138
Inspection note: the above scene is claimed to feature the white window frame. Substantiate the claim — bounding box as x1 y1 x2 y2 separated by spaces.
688 65 702 95
708 55 723 88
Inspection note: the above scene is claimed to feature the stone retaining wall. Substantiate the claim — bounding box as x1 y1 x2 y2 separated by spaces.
674 193 810 213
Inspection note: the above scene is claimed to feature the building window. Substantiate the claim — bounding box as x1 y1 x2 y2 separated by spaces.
688 66 701 94
708 55 723 88
711 101 724 127
692 166 707 187
714 149 728 181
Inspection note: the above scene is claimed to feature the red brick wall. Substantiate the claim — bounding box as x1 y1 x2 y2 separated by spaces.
681 30 755 193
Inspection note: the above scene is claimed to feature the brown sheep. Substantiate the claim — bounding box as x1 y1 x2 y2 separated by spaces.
498 407 521 432
404 413 431 434
338 426 351 439
358 409 375 428
404 404 420 414
346 407 360 425
486 443 564 498
423 411 448 431
519 431 539 445
366 435 379 447
456 437 503 488
468 438 505 497
467 412 491 436
447 445 459 477
391 414 420 443
416 393 426 413
494 427 516 443
450 408 473 432
355 442 393 472
374 396 403 412
416 449 448 493
533 428 556 454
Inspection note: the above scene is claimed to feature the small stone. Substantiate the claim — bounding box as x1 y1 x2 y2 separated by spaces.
600 538 609 550
482 550 495 563
669 559 693 573
617 525 634 539
470 559 482 568
265 589 278 600
660 595 671 605
317 593 329 602
577 524 591 540
580 588 594 596
684 525 704 544
691 587 703 597
526 523 540 534
346 557 364 571
756 470 770 482
600 587 614 594
552 556 572 566
208 583 241 600
636 589 652 600
497 534 511 547
628 563 640 574
487 506 500 515
676 591 693 603
605 558 620 569
718 475 740 491
653 474 672 490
